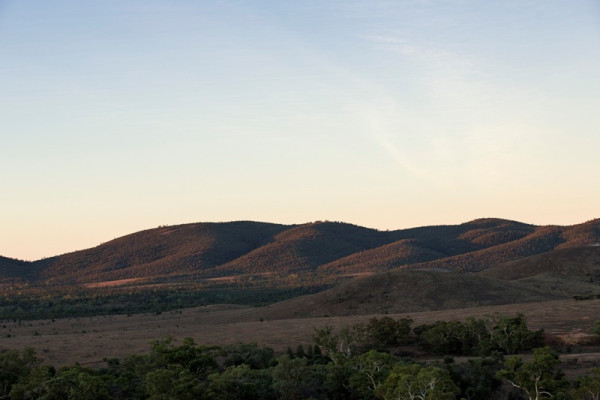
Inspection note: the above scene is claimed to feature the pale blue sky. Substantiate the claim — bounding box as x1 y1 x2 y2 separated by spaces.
2 1 599 260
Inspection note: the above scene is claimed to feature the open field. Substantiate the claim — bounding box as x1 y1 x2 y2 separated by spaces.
1 299 599 367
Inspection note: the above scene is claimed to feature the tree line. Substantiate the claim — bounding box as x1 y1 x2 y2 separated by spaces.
1 314 600 399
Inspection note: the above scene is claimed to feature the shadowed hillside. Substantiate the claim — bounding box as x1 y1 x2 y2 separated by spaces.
317 239 446 274
411 225 565 272
478 245 600 296
409 221 600 272
392 218 537 256
250 269 563 319
33 221 289 284
0 256 35 282
214 221 390 275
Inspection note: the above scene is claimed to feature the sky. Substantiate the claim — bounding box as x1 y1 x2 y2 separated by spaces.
1 0 599 260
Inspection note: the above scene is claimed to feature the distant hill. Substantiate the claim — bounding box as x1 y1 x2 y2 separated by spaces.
237 245 600 318
1 218 599 292
0 255 34 281
316 239 446 275
410 225 565 272
478 245 600 296
32 221 289 284
213 222 390 276
250 270 563 319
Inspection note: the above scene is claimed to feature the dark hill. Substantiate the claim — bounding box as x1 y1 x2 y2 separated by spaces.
214 221 390 275
481 246 600 280
33 221 289 284
0 256 35 282
392 218 536 255
317 239 446 274
251 269 562 319
411 225 565 272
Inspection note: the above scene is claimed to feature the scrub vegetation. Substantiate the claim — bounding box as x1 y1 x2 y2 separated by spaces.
2 314 600 400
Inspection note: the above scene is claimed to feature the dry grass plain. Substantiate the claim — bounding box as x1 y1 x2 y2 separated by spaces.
1 299 599 367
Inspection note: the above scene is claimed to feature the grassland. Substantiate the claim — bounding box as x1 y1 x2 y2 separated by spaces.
2 299 599 368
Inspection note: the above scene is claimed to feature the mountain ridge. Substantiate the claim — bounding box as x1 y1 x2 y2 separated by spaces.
2 218 599 289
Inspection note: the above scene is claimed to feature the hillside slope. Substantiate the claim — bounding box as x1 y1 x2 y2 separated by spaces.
33 221 289 284
251 269 563 319
0 256 35 282
1 218 598 290
478 245 600 296
213 222 390 276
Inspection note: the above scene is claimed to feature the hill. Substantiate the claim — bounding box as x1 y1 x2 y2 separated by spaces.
32 221 289 284
213 222 390 276
1 218 599 316
249 269 564 319
0 255 34 281
478 245 600 296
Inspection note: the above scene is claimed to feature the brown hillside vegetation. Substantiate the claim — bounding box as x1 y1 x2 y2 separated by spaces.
32 221 289 284
247 269 564 319
411 225 566 272
316 239 446 274
1 218 599 293
213 222 390 275
481 245 600 281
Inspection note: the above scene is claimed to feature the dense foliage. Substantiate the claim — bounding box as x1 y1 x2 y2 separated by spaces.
0 284 330 320
2 314 591 400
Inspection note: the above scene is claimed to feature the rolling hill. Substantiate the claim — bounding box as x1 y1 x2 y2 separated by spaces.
0 255 34 281
478 245 600 297
249 269 565 319
32 221 289 284
1 218 599 295
229 245 600 319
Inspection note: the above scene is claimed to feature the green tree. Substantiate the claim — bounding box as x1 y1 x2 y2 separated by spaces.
9 365 55 400
487 313 544 354
222 342 275 369
418 321 468 355
0 348 40 397
377 363 460 400
313 326 355 364
272 355 327 400
446 357 502 400
591 321 600 336
349 350 399 400
206 364 274 400
497 346 568 400
362 317 413 349
20 366 111 400
571 367 600 400
144 365 204 400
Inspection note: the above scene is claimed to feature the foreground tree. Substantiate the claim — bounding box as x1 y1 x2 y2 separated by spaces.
361 317 413 349
376 363 460 400
349 350 399 400
206 364 274 400
144 365 204 400
272 355 327 400
571 368 600 400
497 346 568 400
313 326 355 364
0 348 41 398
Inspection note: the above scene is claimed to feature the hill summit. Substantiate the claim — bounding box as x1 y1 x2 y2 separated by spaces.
1 218 599 289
